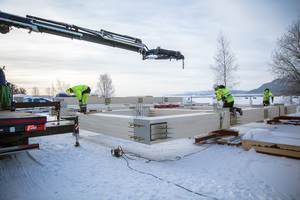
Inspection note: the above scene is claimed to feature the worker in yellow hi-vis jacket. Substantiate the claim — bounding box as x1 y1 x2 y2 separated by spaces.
263 88 274 106
66 85 91 113
213 84 243 116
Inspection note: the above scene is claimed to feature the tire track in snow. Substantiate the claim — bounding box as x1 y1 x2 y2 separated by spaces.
0 151 71 200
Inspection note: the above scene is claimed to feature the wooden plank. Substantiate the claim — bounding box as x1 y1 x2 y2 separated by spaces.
242 139 300 159
242 140 300 151
252 146 300 159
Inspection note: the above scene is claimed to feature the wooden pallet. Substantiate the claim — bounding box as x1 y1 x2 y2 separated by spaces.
242 139 300 159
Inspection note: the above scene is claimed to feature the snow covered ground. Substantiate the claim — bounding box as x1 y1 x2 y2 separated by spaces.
1 98 300 200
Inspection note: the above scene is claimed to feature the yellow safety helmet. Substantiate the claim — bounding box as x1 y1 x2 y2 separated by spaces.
213 84 219 89
66 88 72 94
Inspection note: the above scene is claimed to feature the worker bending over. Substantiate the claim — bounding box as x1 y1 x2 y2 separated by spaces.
213 84 243 116
66 85 91 113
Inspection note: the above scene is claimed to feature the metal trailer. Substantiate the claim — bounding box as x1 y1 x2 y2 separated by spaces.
0 101 79 155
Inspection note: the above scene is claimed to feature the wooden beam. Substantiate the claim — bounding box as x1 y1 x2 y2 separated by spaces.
242 139 300 159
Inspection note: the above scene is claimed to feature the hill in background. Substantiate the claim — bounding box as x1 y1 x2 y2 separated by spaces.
247 78 300 95
174 78 300 96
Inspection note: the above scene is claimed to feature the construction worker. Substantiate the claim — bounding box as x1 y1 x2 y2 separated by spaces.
263 88 274 106
66 85 91 113
213 84 243 116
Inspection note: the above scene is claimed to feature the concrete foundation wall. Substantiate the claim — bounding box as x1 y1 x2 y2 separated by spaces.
78 113 133 141
285 105 297 114
149 109 205 117
58 96 183 105
279 106 285 116
131 111 232 144
253 104 297 119
237 108 265 125
101 109 136 116
99 108 208 117
264 106 280 119
161 112 231 139
78 110 231 145
77 104 298 145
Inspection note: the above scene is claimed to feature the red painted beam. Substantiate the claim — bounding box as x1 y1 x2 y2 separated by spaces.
212 129 239 136
267 116 300 125
195 129 239 143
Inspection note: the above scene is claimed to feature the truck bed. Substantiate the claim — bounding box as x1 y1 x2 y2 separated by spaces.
0 110 47 134
0 110 46 118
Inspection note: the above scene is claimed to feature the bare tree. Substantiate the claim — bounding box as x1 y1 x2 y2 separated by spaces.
7 82 27 94
19 87 27 94
51 83 56 96
32 87 39 96
269 18 300 94
210 31 239 90
96 73 116 97
45 87 51 97
56 79 69 92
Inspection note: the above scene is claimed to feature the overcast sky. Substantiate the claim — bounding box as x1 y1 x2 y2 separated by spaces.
1 0 299 96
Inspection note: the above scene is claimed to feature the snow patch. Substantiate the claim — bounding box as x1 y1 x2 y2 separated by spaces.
243 128 300 146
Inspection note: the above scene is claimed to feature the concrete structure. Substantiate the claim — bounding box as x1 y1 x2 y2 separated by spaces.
77 104 298 145
56 96 183 106
78 108 229 145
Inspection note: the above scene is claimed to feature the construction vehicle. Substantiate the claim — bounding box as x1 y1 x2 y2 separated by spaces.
1 65 79 155
0 11 184 154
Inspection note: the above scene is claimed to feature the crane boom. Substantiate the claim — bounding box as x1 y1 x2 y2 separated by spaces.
0 11 184 61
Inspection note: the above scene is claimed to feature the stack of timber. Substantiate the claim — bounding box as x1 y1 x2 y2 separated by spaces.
242 128 300 159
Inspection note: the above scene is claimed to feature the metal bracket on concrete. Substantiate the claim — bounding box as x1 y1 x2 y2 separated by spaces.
128 122 146 142
150 122 170 141
128 122 145 128
128 135 145 141
195 129 239 144
230 114 243 125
